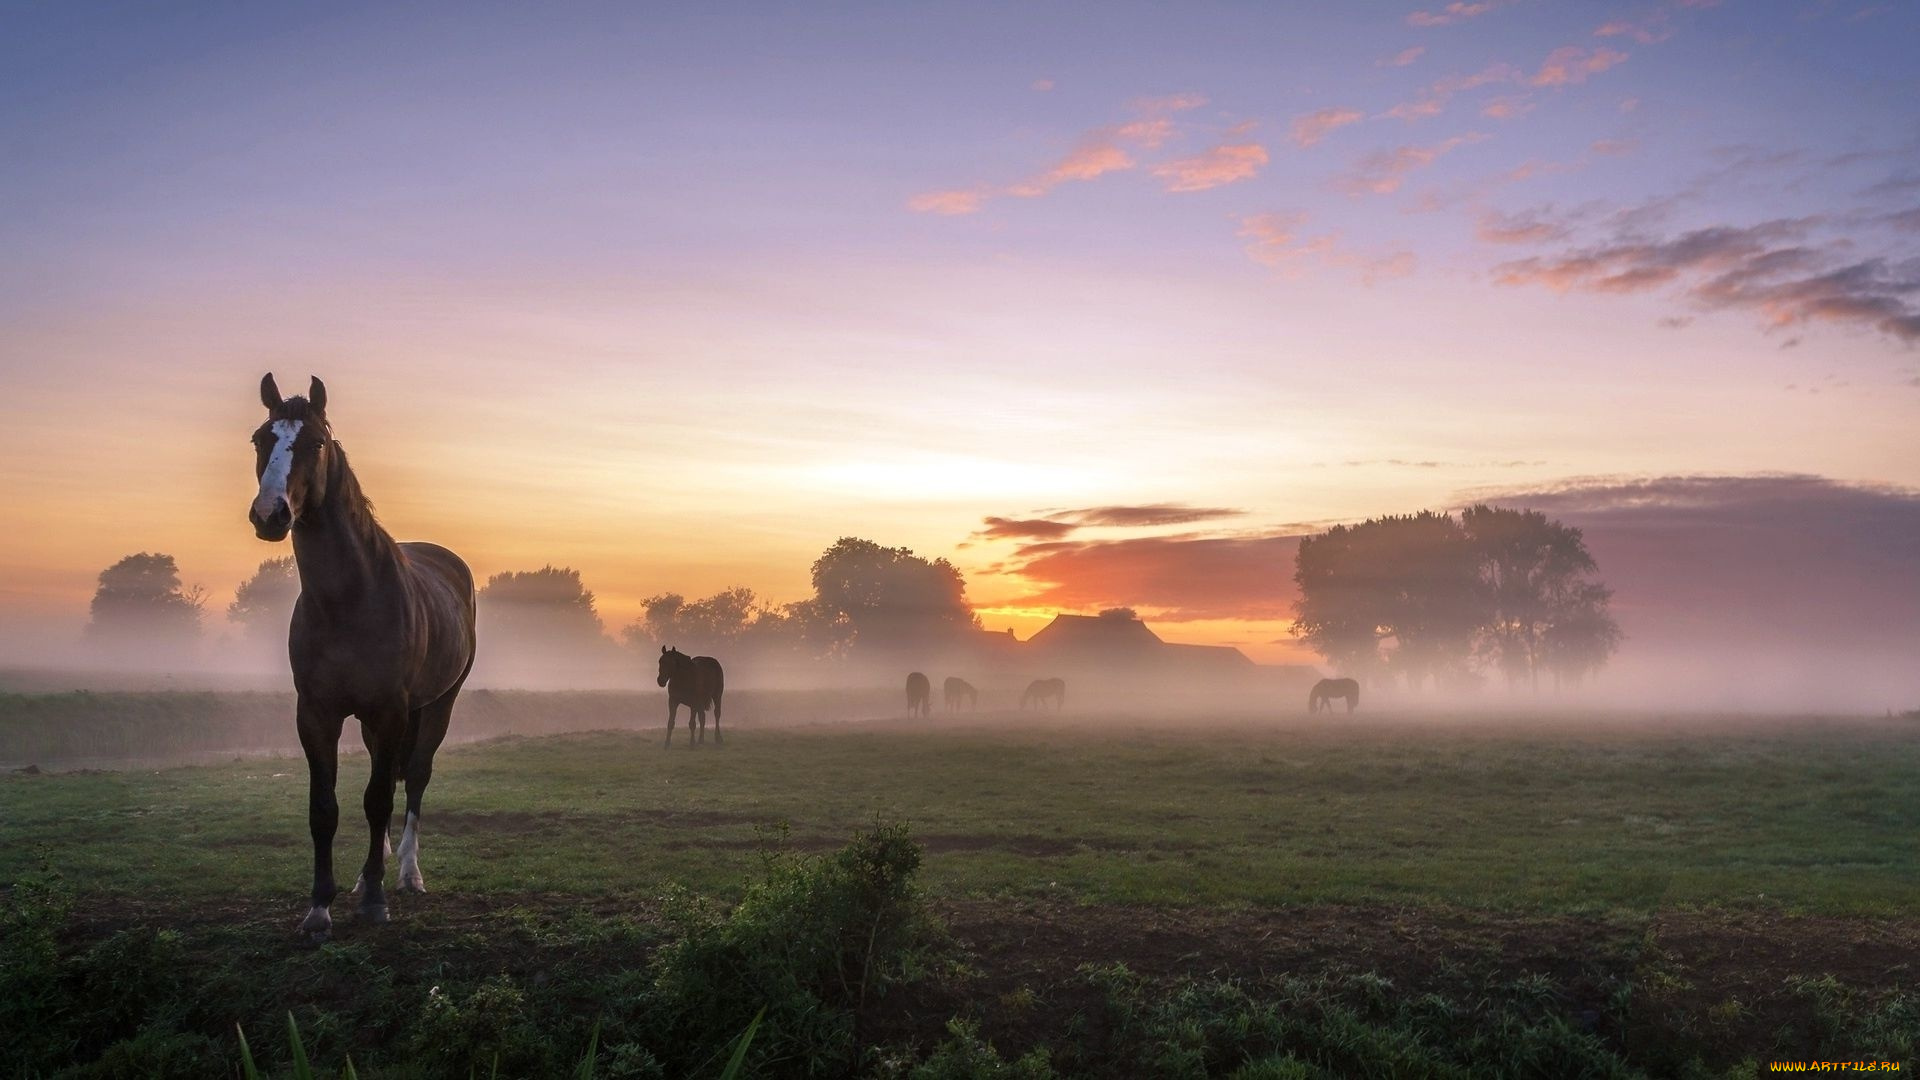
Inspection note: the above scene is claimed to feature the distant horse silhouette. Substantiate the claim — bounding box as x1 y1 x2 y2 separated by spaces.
1308 678 1360 714
1021 678 1066 710
659 646 724 747
248 374 477 942
905 671 932 717
943 676 978 712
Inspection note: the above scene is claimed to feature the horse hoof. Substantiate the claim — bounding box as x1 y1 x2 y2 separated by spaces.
350 874 365 895
397 878 427 895
300 906 332 940
360 902 389 924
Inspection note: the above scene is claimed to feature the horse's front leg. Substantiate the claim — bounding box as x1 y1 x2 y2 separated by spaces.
664 700 677 748
296 701 346 942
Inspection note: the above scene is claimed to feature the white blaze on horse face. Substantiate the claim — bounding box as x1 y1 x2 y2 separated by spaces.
253 419 302 521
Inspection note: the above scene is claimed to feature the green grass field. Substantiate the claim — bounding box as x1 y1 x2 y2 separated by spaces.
5 704 1919 1077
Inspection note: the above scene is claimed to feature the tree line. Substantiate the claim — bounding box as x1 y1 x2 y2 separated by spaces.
83 538 981 668
82 505 1620 690
1291 505 1621 691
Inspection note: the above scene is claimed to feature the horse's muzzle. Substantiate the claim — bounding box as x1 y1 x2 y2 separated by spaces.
656 675 670 688
250 498 292 541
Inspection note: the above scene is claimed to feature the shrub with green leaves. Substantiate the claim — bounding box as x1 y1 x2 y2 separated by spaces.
649 820 938 1077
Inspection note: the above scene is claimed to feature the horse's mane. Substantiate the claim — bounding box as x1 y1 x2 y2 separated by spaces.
321 440 400 561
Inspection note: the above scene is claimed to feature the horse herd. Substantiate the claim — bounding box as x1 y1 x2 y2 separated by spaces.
245 374 1360 941
902 672 1066 716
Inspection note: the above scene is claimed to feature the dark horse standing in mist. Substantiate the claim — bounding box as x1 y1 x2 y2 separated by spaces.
659 646 724 747
943 676 977 712
1308 677 1360 714
248 375 477 942
905 671 932 718
1021 678 1066 710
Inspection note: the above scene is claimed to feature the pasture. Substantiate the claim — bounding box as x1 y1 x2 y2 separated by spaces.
5 699 1919 1076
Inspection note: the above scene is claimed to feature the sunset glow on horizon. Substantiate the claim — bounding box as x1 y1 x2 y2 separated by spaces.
3 2 1917 670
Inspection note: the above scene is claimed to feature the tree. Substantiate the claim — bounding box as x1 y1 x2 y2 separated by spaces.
1462 505 1622 691
478 566 606 644
228 556 298 642
807 538 980 654
623 587 853 661
1292 512 1482 688
1293 507 1623 694
1541 582 1623 689
85 552 205 655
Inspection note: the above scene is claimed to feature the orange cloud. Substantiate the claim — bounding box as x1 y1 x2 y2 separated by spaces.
1595 12 1672 43
1530 46 1629 87
1001 533 1306 622
1481 97 1534 120
1378 45 1427 67
1476 209 1568 244
1008 139 1135 197
1290 107 1365 147
1032 78 1055 91
915 91 1208 213
1336 133 1487 196
1406 1 1504 28
1237 212 1417 283
1383 63 1516 122
1152 143 1269 192
907 188 988 216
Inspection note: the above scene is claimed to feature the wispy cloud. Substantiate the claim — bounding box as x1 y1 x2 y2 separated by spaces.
1000 533 1306 622
1384 63 1516 122
907 188 989 216
1007 139 1137 198
975 504 1245 541
909 92 1207 214
1152 143 1269 191
1407 1 1507 28
974 516 1079 541
1477 209 1570 244
1378 45 1428 67
1290 107 1365 147
1594 12 1673 44
1336 133 1488 196
1530 46 1630 87
1493 217 1920 343
1238 212 1418 283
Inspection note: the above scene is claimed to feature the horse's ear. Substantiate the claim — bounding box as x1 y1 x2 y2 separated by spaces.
661 645 668 654
308 376 327 414
260 373 283 410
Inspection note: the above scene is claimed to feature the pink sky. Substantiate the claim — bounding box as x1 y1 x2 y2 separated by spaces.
1 3 1915 675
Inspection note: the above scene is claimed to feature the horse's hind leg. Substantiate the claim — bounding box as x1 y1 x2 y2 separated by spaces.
356 708 407 924
397 687 458 896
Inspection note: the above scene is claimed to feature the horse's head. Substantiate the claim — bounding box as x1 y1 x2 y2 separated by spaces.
657 645 686 687
248 374 333 542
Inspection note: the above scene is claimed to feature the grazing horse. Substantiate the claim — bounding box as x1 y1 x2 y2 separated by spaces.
659 646 724 747
248 375 477 942
1020 678 1066 710
943 676 978 712
1308 677 1360 714
905 671 932 718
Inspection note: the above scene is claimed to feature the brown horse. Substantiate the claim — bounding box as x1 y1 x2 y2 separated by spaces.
659 646 724 747
943 676 977 712
1020 677 1066 710
905 672 932 717
248 375 477 942
1308 677 1360 714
